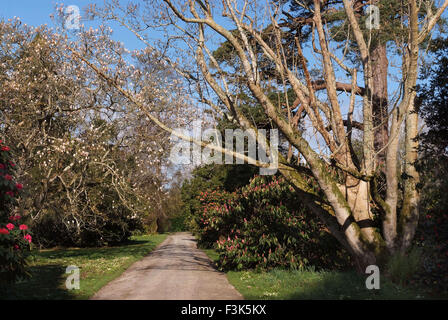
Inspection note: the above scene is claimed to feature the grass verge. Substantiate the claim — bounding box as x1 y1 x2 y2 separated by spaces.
1 233 168 300
202 248 424 300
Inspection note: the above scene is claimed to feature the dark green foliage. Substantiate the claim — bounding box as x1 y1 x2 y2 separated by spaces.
413 213 448 294
386 248 422 287
418 37 448 154
413 37 448 295
169 214 187 232
195 175 350 271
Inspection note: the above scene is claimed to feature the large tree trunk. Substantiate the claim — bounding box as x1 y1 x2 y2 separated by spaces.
371 44 389 169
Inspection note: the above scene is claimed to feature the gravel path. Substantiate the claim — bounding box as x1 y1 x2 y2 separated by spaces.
91 232 243 300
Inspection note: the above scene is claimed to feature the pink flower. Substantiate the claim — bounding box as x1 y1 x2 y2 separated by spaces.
0 164 4 170
4 174 12 181
0 228 9 234
16 183 23 190
24 234 32 243
5 191 14 197
19 224 28 230
6 223 14 230
14 244 19 250
1 146 10 152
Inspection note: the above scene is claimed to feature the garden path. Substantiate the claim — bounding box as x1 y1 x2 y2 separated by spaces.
91 232 243 300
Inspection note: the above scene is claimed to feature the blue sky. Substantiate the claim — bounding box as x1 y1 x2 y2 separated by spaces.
2 1 446 145
1 0 144 50
0 0 406 152
2 1 93 26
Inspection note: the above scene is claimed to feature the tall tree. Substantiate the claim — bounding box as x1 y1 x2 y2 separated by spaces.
75 0 448 269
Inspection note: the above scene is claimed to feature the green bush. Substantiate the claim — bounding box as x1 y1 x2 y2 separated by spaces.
181 163 257 232
0 140 32 285
195 175 350 271
413 211 448 294
386 248 422 286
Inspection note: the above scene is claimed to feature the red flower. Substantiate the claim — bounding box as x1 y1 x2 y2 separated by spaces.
19 224 28 230
1 146 10 152
9 215 21 221
16 183 23 190
5 191 14 197
24 234 32 243
0 164 4 169
4 174 12 181
6 223 14 230
0 228 9 234
13 244 20 250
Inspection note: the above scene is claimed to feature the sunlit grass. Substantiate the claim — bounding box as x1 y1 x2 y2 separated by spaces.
203 248 424 300
1 234 168 300
226 269 424 300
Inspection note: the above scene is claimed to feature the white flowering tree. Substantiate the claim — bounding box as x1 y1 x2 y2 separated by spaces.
0 20 190 246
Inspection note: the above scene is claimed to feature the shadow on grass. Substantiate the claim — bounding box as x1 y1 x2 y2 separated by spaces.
283 272 403 300
1 264 75 300
35 237 161 260
1 235 166 300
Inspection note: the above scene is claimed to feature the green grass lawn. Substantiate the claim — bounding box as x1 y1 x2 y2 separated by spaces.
1 233 168 300
202 248 425 300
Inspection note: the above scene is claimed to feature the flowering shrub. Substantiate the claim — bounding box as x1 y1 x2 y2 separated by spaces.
0 140 32 284
195 175 350 271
